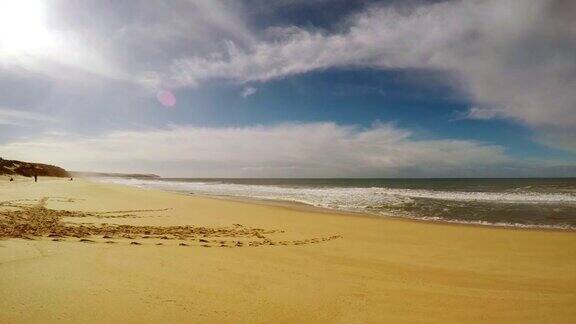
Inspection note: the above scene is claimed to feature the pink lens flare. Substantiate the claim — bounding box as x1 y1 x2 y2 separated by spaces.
156 90 176 107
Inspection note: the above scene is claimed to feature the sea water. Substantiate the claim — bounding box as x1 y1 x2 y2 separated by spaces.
99 177 576 230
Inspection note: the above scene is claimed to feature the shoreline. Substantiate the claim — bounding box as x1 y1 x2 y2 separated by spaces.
193 193 576 233
96 179 576 233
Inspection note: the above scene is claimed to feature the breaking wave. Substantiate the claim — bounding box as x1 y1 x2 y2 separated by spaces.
98 177 576 230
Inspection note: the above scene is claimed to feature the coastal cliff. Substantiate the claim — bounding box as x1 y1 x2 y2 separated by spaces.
0 158 70 178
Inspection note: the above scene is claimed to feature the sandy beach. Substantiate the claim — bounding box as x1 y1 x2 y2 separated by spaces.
1 177 575 323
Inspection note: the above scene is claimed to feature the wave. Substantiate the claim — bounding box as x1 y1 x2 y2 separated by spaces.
100 177 576 203
401 215 575 230
97 177 576 230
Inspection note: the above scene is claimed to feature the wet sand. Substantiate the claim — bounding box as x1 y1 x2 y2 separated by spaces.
1 177 575 323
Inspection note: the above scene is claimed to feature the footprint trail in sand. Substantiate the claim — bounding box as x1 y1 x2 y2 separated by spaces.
0 197 341 248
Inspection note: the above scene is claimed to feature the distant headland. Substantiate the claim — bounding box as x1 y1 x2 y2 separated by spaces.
70 171 161 179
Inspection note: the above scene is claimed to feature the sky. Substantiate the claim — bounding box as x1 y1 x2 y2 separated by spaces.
0 0 575 177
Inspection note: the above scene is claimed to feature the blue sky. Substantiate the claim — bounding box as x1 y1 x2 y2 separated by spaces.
0 0 575 177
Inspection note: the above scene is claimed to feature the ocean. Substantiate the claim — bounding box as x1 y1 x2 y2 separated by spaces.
99 177 576 230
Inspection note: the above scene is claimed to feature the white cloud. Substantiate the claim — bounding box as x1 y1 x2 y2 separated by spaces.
0 0 574 161
0 107 55 126
0 0 126 83
163 0 576 149
2 0 573 137
0 0 255 85
465 107 500 121
0 122 509 177
240 86 257 98
534 127 576 153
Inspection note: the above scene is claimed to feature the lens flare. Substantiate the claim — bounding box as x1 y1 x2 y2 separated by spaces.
156 90 176 107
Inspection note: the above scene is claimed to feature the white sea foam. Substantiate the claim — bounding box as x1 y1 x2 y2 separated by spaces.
96 177 576 230
410 217 575 230
99 177 576 208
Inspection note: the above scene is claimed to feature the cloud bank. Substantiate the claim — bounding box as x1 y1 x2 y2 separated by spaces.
0 122 510 177
164 0 576 149
0 108 55 126
7 0 571 135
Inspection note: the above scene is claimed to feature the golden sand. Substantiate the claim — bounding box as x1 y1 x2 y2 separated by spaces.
1 177 575 323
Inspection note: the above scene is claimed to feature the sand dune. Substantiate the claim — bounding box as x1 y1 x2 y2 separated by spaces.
1 178 575 323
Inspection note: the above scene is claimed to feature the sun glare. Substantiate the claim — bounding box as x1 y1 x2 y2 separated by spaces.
0 0 56 54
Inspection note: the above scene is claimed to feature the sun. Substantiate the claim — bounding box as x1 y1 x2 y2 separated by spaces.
0 0 57 54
